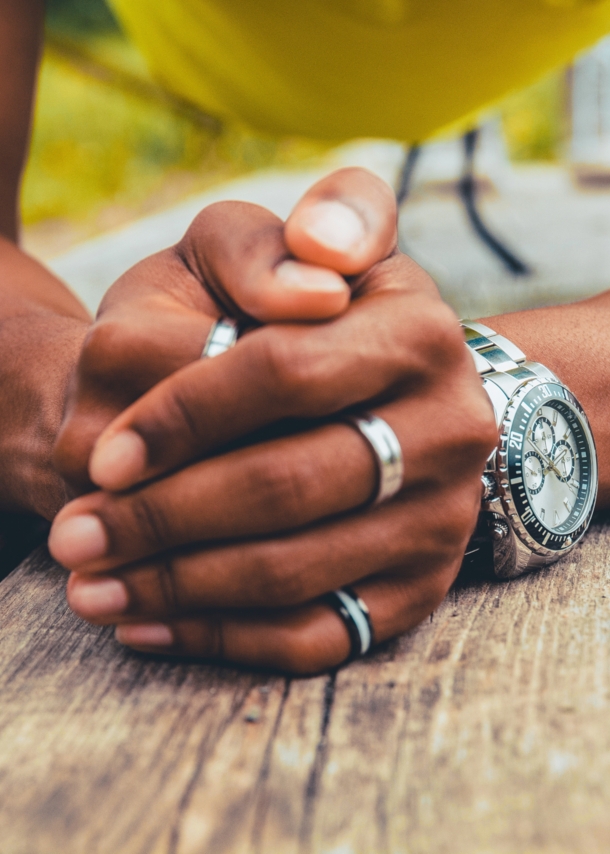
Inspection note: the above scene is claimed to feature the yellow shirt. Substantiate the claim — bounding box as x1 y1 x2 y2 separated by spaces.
108 0 610 141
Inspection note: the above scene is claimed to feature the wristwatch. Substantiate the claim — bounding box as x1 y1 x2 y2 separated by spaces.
461 320 598 579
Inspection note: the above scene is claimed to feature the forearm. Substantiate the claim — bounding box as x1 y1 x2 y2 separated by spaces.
0 0 45 242
485 291 610 507
0 235 90 321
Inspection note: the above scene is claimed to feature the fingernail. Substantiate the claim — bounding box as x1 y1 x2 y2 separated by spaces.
300 200 367 253
69 577 128 617
49 514 108 567
275 260 347 292
115 623 173 647
90 429 147 490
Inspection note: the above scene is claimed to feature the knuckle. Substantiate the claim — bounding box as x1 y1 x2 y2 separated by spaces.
79 320 129 380
451 391 498 470
442 504 477 551
161 381 204 448
243 453 309 531
419 488 479 563
414 302 464 375
152 558 181 615
419 568 456 616
428 377 496 479
255 330 330 416
259 332 305 401
470 397 499 459
237 287 266 319
52 417 95 490
250 547 307 607
442 489 480 550
179 202 225 251
52 423 78 480
127 492 173 554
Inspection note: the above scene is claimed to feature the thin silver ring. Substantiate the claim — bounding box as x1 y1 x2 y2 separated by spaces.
345 413 403 504
201 318 239 359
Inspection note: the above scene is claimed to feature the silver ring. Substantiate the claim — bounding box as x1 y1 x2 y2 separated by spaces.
201 318 239 359
323 587 373 660
345 413 403 504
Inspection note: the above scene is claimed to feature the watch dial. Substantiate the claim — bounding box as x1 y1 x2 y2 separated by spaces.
505 383 597 551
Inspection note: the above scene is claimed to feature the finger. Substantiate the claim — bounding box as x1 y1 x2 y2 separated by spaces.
52 249 223 493
178 201 350 323
49 387 488 573
86 262 466 492
108 564 457 676
53 197 352 492
284 167 397 276
52 420 374 571
63 481 479 623
180 167 398 321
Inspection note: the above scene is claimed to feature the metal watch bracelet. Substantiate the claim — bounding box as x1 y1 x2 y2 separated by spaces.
461 320 560 421
460 320 560 575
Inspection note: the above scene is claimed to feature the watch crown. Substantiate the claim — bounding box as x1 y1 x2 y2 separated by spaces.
481 473 497 501
491 518 510 541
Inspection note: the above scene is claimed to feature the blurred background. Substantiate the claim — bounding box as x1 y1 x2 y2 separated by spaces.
25 0 610 320
24 0 329 256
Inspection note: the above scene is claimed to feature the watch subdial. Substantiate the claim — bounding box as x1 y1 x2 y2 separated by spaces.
531 416 555 456
552 439 575 483
524 451 545 495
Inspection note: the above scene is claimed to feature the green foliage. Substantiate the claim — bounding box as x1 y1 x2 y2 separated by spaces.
21 34 327 234
22 45 218 225
45 0 119 35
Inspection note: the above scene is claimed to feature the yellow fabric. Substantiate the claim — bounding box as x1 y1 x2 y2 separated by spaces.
107 0 610 141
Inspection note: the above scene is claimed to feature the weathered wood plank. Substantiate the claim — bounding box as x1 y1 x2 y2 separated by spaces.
1 520 610 854
0 550 280 854
308 522 610 854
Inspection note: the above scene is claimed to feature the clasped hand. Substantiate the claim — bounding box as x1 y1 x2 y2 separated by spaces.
48 168 496 674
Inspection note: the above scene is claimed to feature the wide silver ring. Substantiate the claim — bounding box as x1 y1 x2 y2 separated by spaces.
345 413 403 504
323 587 373 660
201 318 239 359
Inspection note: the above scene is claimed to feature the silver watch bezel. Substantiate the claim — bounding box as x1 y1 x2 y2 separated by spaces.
491 376 597 575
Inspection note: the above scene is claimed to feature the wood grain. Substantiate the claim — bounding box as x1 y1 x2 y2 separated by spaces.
1 520 610 854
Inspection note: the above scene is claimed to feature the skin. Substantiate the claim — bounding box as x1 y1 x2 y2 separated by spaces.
0 0 91 519
47 169 497 672
2 0 610 673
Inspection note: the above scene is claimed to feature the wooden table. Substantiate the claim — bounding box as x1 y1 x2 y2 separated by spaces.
1 517 610 854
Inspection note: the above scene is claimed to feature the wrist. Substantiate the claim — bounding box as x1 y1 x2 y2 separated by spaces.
462 315 598 577
0 315 90 519
481 301 610 507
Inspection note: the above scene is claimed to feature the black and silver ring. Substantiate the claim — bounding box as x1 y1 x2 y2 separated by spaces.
201 318 239 359
324 586 374 661
345 413 403 504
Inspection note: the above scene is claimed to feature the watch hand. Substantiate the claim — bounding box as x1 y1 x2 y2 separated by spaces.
544 460 563 476
553 446 569 467
527 438 561 477
549 445 575 480
533 438 571 480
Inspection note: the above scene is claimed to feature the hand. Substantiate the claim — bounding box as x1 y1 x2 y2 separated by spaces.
52 167 396 494
49 168 497 674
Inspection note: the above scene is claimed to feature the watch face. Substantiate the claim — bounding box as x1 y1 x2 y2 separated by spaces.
503 381 597 553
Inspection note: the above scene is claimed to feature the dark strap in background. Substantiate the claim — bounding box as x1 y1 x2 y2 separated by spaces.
395 129 532 277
